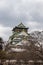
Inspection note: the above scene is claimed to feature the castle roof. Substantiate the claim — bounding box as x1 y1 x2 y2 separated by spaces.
12 22 28 31
18 31 28 36
17 22 26 28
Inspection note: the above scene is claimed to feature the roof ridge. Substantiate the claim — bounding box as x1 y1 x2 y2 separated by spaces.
17 22 26 28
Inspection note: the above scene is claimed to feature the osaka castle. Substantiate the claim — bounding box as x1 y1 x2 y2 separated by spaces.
6 22 41 53
6 23 29 52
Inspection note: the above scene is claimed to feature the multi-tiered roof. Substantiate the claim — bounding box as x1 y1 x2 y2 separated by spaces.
12 22 28 33
7 23 29 52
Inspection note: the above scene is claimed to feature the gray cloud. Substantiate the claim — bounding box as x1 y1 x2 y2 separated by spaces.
0 0 43 25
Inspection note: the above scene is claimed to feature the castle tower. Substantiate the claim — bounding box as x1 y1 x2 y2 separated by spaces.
12 22 28 33
7 23 29 52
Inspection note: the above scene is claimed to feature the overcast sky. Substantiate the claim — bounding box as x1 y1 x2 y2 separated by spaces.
0 0 43 41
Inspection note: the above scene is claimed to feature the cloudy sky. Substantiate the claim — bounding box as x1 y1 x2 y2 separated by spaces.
0 0 43 41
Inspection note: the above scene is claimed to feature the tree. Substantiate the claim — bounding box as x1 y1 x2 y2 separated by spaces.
0 37 3 43
0 37 4 50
